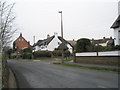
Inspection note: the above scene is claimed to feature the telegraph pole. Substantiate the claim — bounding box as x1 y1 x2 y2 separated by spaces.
33 35 35 52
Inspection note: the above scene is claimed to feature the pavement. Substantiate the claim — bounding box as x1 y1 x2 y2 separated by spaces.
8 68 17 88
7 60 118 88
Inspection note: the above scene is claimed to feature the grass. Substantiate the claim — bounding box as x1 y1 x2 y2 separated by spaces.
34 57 56 61
0 55 2 60
53 62 120 72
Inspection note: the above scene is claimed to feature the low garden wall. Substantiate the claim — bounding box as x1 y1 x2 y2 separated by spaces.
74 51 120 66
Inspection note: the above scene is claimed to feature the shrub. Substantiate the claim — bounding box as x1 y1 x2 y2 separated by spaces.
52 50 62 56
64 50 70 57
114 45 120 50
33 51 51 58
52 50 71 57
22 53 32 59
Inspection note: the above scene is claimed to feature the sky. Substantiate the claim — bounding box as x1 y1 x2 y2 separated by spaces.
9 0 120 45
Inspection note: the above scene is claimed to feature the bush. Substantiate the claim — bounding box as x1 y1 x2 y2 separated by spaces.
52 50 71 57
64 50 70 57
33 51 51 58
114 45 120 50
76 38 91 52
52 50 62 56
22 53 32 59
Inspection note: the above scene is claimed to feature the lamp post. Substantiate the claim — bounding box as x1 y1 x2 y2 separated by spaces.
58 11 63 38
58 11 64 63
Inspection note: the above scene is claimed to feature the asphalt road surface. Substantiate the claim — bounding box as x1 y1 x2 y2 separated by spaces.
8 60 118 88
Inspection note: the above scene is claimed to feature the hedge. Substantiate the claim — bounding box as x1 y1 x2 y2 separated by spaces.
22 53 32 59
52 50 70 57
33 51 52 58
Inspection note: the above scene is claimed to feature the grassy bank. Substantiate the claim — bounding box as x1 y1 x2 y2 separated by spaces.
53 62 120 72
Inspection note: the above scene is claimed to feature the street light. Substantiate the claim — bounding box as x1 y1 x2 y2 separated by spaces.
58 11 63 38
58 11 64 63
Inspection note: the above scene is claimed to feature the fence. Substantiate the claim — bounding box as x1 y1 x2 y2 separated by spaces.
74 51 120 65
76 51 120 56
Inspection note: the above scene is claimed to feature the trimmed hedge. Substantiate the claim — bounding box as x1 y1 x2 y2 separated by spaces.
52 50 62 56
52 50 70 57
33 51 52 58
22 53 32 59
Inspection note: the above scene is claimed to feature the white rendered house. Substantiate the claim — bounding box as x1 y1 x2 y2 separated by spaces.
33 33 73 53
111 15 120 46
111 1 120 46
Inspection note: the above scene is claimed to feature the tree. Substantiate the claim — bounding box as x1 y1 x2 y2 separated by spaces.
76 38 91 52
0 1 16 53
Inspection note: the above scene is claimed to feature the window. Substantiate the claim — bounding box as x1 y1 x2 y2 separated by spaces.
58 42 60 45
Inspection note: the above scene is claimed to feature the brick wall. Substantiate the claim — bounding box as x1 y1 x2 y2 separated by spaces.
14 33 32 51
74 56 119 66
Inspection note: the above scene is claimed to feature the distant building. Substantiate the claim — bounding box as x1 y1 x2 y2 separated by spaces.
91 37 114 46
13 33 32 52
33 33 73 53
67 39 76 46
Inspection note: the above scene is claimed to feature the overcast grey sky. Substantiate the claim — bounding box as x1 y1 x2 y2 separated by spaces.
10 0 119 45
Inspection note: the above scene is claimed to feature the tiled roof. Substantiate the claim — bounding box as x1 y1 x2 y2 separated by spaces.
111 15 120 29
92 38 114 46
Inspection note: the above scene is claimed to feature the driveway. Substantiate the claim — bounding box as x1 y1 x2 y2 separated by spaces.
7 60 118 88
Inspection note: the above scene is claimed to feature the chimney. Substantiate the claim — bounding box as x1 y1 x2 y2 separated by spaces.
54 32 58 37
28 41 30 45
47 34 50 38
103 37 105 40
110 37 112 39
20 33 22 37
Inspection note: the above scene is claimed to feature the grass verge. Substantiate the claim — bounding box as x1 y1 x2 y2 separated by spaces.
53 62 120 72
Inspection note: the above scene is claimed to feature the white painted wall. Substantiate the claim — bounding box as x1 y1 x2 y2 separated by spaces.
47 35 62 51
76 52 97 56
76 51 120 56
114 27 120 45
118 1 120 15
99 51 120 56
67 44 73 53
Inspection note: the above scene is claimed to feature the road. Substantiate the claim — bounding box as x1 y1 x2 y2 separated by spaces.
8 60 118 88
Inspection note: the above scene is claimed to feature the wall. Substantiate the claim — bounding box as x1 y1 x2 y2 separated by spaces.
75 56 119 65
75 51 120 65
76 51 120 56
47 35 61 51
114 27 120 45
118 1 120 15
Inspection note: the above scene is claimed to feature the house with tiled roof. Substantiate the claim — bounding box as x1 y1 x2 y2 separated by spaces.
33 33 73 53
13 33 32 52
91 37 114 47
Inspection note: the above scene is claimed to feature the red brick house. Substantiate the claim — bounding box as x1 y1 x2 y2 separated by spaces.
13 33 32 52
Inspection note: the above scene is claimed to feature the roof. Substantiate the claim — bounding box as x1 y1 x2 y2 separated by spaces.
34 36 55 46
58 36 73 47
67 40 76 46
92 38 114 46
57 43 68 50
34 35 73 47
111 15 120 29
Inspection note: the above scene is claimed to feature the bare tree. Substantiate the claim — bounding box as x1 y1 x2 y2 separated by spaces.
0 0 16 53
